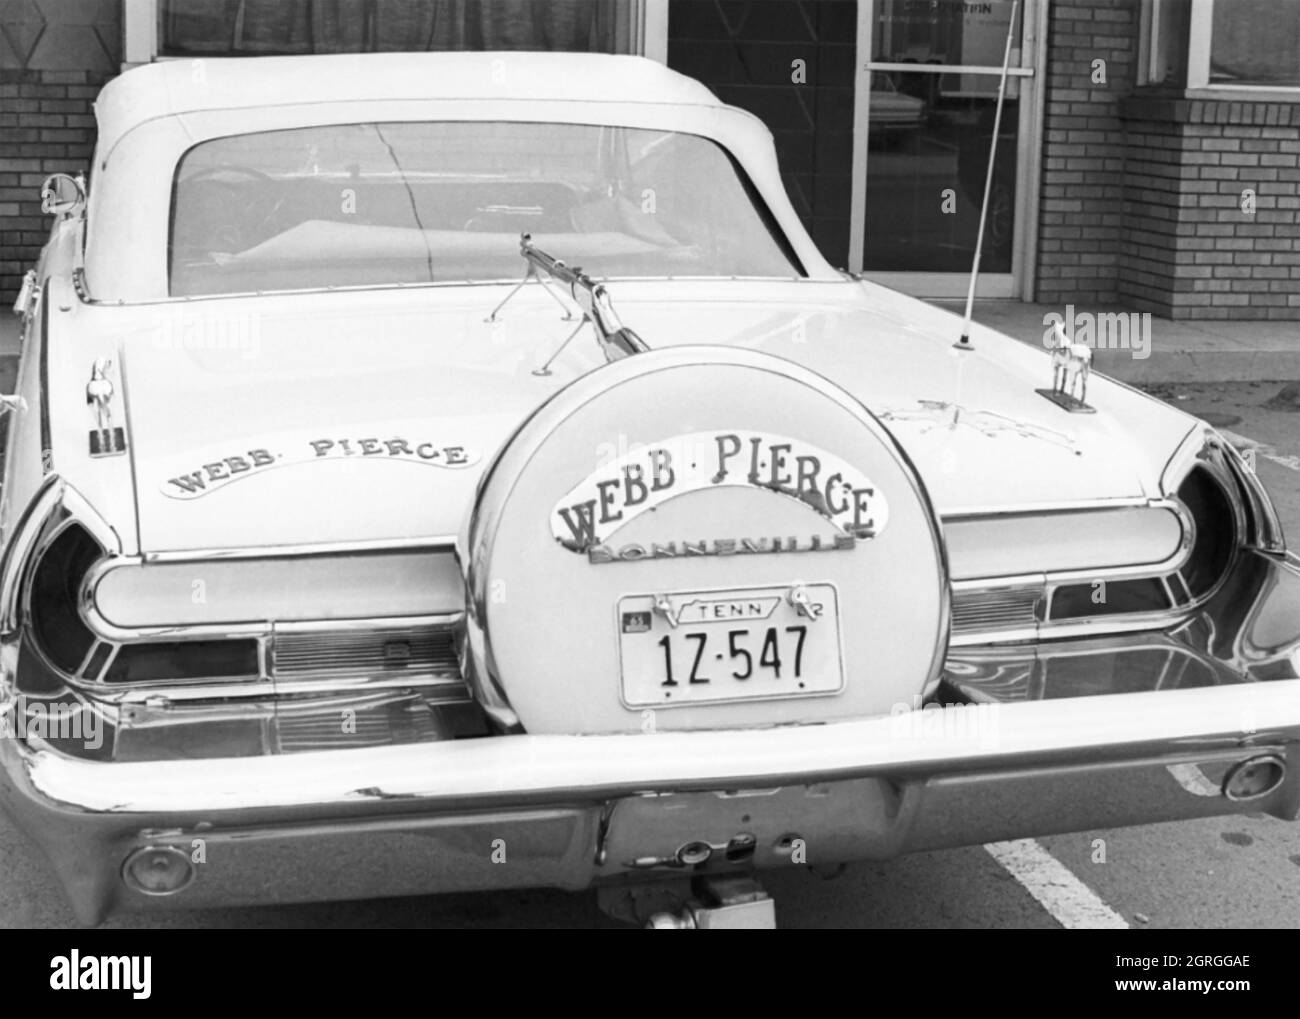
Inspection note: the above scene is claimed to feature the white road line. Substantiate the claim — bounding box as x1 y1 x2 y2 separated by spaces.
985 839 1129 929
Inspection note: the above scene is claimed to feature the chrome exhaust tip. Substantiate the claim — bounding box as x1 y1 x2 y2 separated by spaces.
122 845 196 896
1222 754 1286 802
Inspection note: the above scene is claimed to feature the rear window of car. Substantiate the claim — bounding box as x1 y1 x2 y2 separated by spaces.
168 121 804 296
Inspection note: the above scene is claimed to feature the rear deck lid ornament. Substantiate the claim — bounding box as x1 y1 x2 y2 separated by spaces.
1036 323 1096 414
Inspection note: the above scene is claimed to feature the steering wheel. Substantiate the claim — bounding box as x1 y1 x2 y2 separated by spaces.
176 165 287 252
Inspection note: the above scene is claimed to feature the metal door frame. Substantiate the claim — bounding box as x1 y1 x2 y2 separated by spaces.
849 0 1047 298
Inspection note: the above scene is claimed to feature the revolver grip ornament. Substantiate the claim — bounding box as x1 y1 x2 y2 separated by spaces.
86 356 128 456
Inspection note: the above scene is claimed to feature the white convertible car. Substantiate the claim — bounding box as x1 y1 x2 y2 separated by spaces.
4 52 1299 928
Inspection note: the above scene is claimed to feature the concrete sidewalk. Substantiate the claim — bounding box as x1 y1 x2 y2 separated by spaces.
933 299 1300 384
1 301 1295 384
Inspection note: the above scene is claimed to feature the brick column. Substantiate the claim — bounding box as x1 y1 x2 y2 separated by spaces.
1035 0 1138 307
1118 96 1300 320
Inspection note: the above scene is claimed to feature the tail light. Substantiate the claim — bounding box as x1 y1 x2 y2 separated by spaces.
103 639 259 683
1177 466 1237 599
1050 577 1170 620
26 523 99 677
24 520 258 687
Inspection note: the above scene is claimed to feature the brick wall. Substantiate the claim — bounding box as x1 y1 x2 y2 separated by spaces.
0 0 121 305
1118 97 1300 319
667 0 856 268
1035 0 1136 306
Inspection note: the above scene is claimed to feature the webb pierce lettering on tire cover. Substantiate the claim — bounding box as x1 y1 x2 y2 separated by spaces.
550 430 890 554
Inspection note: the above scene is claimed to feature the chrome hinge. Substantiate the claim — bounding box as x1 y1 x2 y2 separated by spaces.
12 270 38 321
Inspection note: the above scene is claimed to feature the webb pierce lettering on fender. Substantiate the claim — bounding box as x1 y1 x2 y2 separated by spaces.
164 436 477 498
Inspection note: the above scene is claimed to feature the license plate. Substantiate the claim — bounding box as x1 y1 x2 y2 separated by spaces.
617 583 844 708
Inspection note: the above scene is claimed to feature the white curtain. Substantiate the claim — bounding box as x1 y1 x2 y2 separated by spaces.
1210 0 1300 85
160 0 633 56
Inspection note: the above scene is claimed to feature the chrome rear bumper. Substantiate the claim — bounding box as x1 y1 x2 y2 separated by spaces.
3 552 1300 923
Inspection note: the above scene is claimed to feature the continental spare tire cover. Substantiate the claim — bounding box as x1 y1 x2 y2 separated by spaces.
459 346 948 734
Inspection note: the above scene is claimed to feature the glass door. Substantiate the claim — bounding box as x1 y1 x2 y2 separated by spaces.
851 0 1041 297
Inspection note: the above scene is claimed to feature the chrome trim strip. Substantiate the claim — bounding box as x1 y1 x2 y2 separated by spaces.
258 676 469 699
78 594 461 645
1161 423 1213 494
74 639 105 681
37 282 51 468
99 679 273 706
50 666 472 706
940 496 1159 522
951 573 1044 592
101 675 469 707
79 275 818 308
948 612 1198 648
139 535 459 563
93 642 120 685
1220 435 1286 553
275 615 463 635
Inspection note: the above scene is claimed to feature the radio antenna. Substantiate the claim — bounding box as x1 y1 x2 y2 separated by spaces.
955 0 1019 352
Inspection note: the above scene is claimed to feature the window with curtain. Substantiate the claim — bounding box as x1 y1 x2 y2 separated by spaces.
1143 0 1300 89
158 0 635 56
1209 0 1300 86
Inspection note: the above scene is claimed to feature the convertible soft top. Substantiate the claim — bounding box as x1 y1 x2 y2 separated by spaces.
83 52 835 299
93 51 725 161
